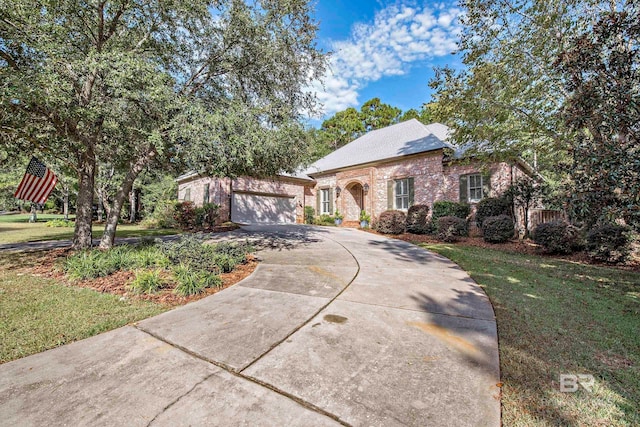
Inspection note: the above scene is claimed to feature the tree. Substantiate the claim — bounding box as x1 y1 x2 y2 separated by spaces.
360 98 401 131
318 107 365 150
1 0 326 249
555 4 640 230
429 0 638 229
506 178 547 237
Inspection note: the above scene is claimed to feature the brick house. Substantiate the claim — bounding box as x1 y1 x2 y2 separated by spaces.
176 119 532 225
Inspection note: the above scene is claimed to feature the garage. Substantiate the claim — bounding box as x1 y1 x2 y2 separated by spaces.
231 192 296 224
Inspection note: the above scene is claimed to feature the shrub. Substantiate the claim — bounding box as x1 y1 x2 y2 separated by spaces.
141 199 177 229
437 216 468 242
174 201 197 230
374 210 406 234
129 269 164 294
314 214 335 225
160 235 251 273
194 203 220 229
475 197 511 228
172 264 222 296
45 219 74 228
304 206 315 224
532 221 582 254
406 204 431 234
586 223 634 264
482 215 515 243
432 201 470 222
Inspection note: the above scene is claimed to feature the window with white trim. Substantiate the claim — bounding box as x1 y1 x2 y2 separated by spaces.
395 178 410 210
468 174 483 202
184 187 191 201
320 188 330 214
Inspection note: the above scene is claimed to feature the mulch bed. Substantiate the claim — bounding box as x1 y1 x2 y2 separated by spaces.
27 249 258 307
365 229 640 272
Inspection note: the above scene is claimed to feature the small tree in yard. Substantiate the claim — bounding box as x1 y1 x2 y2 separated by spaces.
507 178 547 238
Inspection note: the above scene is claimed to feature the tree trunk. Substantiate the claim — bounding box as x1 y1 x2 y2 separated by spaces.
99 147 156 249
63 185 69 220
97 187 104 222
73 150 96 249
129 189 136 223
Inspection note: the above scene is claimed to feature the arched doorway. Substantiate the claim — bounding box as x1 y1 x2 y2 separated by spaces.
343 182 364 221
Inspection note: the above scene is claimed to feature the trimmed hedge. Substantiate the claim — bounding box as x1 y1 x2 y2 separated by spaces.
432 201 470 221
375 210 407 234
586 223 634 264
482 215 514 243
304 206 315 224
406 204 431 234
475 197 511 228
437 216 468 242
532 221 582 254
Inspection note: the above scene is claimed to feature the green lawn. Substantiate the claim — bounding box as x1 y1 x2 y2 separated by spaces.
420 243 640 426
0 252 169 363
0 214 179 244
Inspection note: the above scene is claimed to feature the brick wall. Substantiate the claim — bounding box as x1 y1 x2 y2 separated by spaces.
177 176 310 223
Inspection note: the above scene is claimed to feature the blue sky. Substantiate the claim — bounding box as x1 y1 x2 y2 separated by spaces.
308 0 463 122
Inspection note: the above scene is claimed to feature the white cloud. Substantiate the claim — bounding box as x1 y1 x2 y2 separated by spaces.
309 1 462 117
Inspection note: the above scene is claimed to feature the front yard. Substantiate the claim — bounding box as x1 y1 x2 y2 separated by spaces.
0 236 256 364
422 243 640 426
0 214 179 244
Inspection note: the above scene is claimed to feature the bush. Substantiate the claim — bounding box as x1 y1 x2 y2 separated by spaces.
172 264 222 296
129 269 165 294
431 201 470 227
304 206 315 224
437 216 468 242
141 199 178 229
45 219 74 228
194 203 220 229
482 215 515 243
475 197 511 228
160 235 251 273
314 214 335 225
375 210 406 234
406 205 431 234
532 221 582 254
586 223 634 264
174 201 197 230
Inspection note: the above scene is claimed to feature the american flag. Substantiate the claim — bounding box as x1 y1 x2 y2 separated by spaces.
14 157 58 204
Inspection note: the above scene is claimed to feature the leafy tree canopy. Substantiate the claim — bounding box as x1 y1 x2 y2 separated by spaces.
0 0 326 247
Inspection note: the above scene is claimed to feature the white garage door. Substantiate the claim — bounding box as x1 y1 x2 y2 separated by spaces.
231 192 296 224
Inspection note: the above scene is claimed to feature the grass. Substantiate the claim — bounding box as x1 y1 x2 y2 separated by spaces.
0 214 179 244
420 243 640 426
0 252 168 363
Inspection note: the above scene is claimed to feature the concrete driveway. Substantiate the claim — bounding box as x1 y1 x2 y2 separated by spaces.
0 225 500 426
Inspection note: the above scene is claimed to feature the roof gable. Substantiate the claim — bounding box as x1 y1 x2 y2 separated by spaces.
305 119 452 175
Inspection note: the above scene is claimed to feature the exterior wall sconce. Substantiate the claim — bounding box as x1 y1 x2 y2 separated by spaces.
363 183 369 194
336 186 341 197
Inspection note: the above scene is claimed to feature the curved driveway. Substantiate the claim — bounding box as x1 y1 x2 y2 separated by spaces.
0 225 499 426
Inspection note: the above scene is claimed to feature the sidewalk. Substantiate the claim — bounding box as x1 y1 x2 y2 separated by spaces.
0 225 499 426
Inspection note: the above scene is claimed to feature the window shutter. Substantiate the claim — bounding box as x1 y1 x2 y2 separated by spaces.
408 177 415 207
482 173 491 199
203 183 210 204
459 175 468 203
387 180 394 210
316 190 320 214
329 188 334 213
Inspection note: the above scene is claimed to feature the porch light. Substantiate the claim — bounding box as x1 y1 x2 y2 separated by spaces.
363 183 369 193
336 186 341 197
